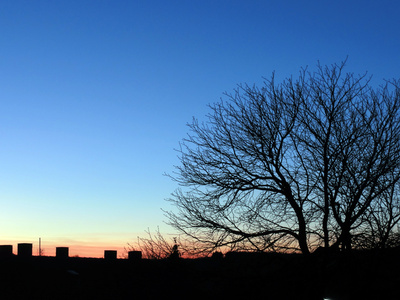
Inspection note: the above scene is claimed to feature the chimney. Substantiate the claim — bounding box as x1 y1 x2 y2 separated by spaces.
56 247 69 259
0 245 13 258
18 243 33 258
104 250 117 260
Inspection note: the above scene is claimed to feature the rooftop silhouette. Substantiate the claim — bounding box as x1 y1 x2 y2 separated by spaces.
0 242 399 299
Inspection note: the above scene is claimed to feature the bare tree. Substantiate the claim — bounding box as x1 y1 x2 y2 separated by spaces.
166 60 400 254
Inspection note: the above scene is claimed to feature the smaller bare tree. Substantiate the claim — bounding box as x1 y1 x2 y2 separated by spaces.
125 228 182 259
353 174 400 249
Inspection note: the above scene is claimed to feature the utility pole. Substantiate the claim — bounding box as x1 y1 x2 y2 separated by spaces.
39 237 41 256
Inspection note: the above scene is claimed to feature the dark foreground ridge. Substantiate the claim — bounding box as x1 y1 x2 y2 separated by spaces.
0 247 399 300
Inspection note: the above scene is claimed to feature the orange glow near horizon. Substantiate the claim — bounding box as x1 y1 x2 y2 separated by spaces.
0 240 129 258
43 244 129 258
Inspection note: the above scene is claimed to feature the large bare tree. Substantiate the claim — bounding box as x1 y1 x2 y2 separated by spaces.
166 61 400 254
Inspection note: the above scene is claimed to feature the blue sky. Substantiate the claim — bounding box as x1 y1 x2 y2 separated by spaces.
1 0 399 257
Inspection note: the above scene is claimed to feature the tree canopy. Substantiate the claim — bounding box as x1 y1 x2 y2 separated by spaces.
166 61 400 255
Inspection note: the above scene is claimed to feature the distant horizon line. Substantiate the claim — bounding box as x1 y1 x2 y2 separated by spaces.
0 241 129 258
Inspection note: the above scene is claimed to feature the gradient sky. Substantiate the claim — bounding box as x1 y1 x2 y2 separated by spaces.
1 0 399 257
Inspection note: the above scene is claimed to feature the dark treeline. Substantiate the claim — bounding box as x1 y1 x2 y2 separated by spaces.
0 247 399 299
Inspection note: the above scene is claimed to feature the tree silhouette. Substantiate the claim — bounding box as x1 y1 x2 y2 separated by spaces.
166 60 400 254
125 228 182 259
354 169 400 249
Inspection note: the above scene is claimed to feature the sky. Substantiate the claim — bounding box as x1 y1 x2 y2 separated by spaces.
0 0 399 257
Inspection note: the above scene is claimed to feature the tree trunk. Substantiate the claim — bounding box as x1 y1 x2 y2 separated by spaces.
298 217 310 255
323 207 330 248
340 224 352 251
